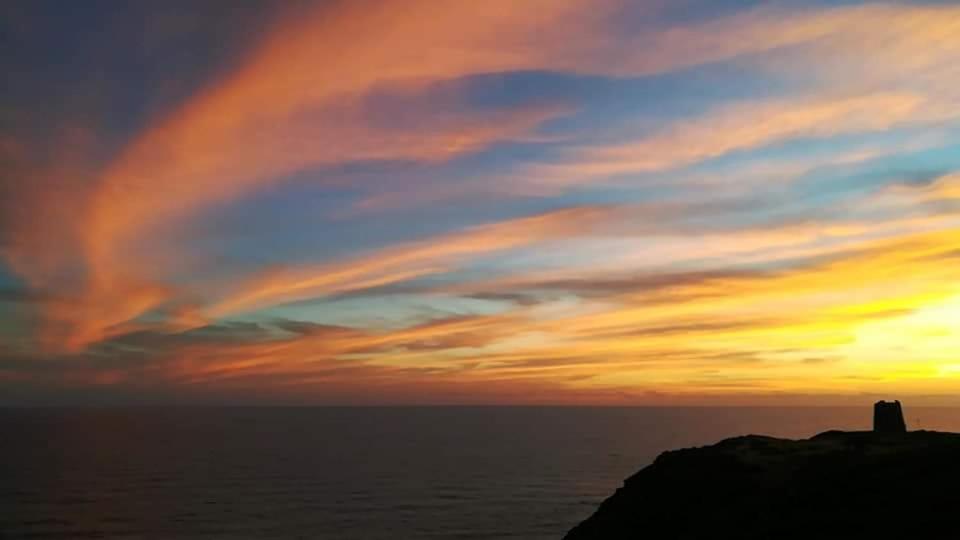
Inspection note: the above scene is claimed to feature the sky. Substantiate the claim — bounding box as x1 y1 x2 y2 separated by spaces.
2 0 960 405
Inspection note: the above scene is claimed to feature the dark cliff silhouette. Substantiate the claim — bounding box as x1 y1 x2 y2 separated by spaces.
566 401 960 539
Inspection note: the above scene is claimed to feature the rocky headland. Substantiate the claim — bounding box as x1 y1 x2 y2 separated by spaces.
565 401 960 539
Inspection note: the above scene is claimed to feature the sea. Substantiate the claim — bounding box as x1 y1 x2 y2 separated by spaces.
3 406 959 539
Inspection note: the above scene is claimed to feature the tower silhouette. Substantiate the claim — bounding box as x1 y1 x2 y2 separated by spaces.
873 400 906 433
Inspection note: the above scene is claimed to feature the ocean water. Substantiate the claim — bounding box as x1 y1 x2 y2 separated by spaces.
3 406 959 539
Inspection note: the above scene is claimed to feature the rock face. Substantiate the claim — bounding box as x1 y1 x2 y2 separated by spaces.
565 430 960 539
874 399 907 433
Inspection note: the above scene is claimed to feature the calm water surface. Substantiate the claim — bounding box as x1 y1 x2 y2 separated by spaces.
3 406 959 539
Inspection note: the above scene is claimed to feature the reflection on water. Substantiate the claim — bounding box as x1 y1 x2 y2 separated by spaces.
3 407 959 539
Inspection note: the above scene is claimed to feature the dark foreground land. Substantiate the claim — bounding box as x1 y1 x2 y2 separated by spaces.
565 430 960 539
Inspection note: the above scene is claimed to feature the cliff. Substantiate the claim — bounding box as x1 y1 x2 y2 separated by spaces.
565 430 960 539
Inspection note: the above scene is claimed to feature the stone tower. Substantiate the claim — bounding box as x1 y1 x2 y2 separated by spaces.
873 400 906 433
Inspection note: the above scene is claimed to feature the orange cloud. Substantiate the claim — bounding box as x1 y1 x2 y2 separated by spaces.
9 0 960 356
6 221 960 404
206 206 616 317
80 0 960 269
867 173 960 212
569 93 926 175
220 224 960 394
46 100 568 350
509 89 957 194
24 0 633 351
136 224 960 402
352 2 960 200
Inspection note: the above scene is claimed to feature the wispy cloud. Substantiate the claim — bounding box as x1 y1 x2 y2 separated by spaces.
4 1 960 403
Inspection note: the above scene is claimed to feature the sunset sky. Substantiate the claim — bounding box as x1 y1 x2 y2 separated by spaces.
2 0 960 405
